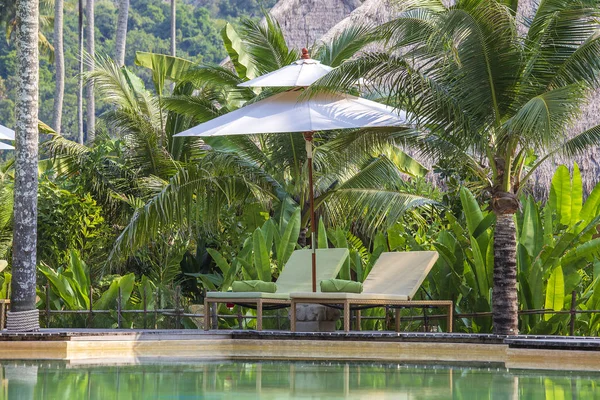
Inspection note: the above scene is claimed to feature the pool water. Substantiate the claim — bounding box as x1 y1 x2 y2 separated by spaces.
1 360 599 399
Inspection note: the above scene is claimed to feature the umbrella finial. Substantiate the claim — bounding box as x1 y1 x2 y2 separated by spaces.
301 48 310 60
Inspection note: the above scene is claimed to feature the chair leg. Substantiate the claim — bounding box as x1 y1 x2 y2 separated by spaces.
447 303 453 333
257 300 263 331
395 308 401 332
204 299 210 331
344 302 350 333
290 301 296 332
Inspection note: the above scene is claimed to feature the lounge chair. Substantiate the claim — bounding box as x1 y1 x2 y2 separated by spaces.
289 251 453 333
204 248 349 331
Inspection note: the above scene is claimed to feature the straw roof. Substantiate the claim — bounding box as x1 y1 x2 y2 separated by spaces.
269 0 363 49
320 0 398 44
317 0 600 197
220 0 361 68
516 1 600 197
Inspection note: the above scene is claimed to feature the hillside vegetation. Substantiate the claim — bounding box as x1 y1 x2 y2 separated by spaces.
0 0 276 141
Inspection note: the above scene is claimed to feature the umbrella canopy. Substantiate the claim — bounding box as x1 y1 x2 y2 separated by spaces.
0 142 14 150
177 49 409 293
175 87 408 292
0 124 15 141
175 89 407 137
239 49 333 88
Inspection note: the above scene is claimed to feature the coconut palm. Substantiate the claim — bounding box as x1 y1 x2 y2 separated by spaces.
77 0 84 144
45 15 433 272
314 0 600 334
52 0 64 134
114 0 129 66
102 15 434 261
8 0 40 331
86 0 95 142
171 0 176 57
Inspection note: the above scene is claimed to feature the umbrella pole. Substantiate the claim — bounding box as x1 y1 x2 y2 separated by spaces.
303 132 317 292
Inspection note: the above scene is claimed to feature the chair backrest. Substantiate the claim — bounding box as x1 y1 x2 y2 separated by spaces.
362 251 439 300
275 248 349 293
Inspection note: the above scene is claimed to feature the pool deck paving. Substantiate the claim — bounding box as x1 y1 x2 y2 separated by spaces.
0 329 599 371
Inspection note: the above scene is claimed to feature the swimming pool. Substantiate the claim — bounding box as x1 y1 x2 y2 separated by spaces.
1 360 599 399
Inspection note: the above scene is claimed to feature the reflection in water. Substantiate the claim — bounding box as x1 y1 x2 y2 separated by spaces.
1 360 599 400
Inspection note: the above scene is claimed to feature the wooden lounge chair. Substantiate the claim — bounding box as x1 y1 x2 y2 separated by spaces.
204 248 349 331
289 251 453 333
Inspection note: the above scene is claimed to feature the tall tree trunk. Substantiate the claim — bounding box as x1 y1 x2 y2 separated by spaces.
7 0 40 331
114 0 129 66
492 213 519 335
170 0 176 56
77 0 84 144
52 0 64 134
85 0 95 142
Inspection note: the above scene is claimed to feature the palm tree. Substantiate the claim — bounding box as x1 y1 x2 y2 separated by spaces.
170 0 176 57
97 16 434 261
45 16 433 275
77 0 84 144
7 0 40 331
316 0 600 334
0 0 55 61
86 0 95 142
114 0 129 66
52 0 64 134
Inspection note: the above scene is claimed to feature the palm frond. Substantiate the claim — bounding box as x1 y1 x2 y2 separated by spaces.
108 153 280 263
558 124 600 159
179 65 256 103
525 0 600 91
501 83 588 151
239 13 299 75
313 24 377 68
319 156 436 234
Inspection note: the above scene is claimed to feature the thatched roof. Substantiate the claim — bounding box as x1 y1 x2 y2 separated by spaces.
317 0 600 197
220 0 361 68
269 0 363 49
320 0 398 44
515 1 600 197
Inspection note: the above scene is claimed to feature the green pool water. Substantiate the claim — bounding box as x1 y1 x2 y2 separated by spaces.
1 360 599 399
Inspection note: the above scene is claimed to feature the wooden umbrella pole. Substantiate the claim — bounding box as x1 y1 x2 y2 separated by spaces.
303 131 317 292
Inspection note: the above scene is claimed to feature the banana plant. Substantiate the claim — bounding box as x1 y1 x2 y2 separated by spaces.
420 187 496 333
192 208 302 292
518 164 600 334
38 250 139 327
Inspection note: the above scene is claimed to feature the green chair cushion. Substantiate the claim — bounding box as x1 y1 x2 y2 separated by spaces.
320 279 363 294
275 248 349 293
232 280 277 293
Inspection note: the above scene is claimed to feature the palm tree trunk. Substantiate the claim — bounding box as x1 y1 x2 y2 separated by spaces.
492 213 519 335
85 0 95 142
77 0 84 144
170 0 176 57
7 0 40 331
114 0 129 66
52 0 64 135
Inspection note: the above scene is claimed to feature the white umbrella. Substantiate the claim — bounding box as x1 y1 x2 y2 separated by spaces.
0 124 15 141
0 142 14 150
175 88 407 292
176 90 406 137
239 49 333 88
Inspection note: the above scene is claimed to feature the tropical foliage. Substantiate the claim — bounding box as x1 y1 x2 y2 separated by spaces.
3 1 600 336
313 0 600 334
0 0 268 140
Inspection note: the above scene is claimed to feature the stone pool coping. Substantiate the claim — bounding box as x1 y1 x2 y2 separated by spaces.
0 329 599 372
